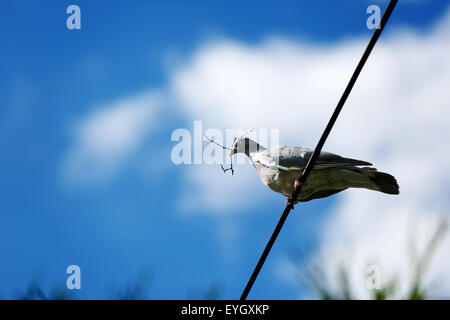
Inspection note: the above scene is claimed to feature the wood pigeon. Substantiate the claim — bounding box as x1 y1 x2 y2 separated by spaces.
229 137 399 204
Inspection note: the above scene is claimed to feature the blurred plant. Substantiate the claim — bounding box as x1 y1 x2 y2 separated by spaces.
12 269 223 300
11 270 152 300
406 219 448 300
202 283 223 300
113 269 152 300
187 282 224 300
307 219 448 300
16 279 72 300
12 219 447 300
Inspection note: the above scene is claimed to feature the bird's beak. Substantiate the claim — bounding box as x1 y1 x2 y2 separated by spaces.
228 152 233 157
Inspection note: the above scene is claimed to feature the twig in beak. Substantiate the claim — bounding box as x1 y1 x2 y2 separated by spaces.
221 164 234 175
203 133 234 175
203 133 232 151
237 128 256 140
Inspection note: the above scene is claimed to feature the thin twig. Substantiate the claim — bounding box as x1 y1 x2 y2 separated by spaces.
204 129 257 176
220 164 234 175
203 133 234 175
203 133 231 150
236 128 256 141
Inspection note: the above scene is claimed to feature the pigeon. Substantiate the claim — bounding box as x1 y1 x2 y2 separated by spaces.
229 137 399 204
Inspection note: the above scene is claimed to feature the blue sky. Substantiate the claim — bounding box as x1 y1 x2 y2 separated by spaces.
1 1 450 299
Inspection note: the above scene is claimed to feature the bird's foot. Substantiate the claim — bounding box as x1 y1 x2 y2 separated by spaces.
285 197 294 209
286 180 303 208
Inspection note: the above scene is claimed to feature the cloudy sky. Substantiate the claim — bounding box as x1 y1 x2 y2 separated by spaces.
1 0 450 299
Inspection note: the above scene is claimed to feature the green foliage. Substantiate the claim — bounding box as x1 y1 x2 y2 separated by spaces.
17 281 72 300
308 219 448 300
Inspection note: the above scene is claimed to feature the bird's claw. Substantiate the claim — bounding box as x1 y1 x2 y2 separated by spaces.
285 197 294 209
286 180 302 208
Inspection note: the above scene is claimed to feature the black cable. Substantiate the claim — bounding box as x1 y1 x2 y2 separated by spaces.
240 0 398 300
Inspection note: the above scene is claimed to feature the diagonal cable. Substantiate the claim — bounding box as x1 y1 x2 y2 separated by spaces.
240 0 399 300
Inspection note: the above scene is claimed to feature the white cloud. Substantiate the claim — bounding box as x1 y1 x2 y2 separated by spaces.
61 91 163 185
171 39 360 145
169 7 450 297
177 163 271 214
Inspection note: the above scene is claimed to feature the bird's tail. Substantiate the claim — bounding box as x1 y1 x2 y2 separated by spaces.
360 167 399 195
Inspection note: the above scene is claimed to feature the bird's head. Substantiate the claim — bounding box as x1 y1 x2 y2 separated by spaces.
229 137 264 157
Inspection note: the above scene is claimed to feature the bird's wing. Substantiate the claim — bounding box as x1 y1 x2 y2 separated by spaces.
314 151 372 169
251 146 372 171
